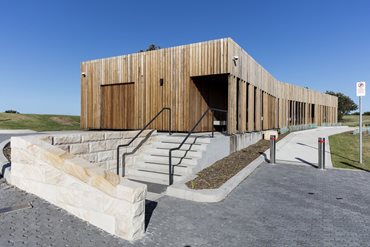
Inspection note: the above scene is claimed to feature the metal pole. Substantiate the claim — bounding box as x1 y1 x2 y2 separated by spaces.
359 96 363 163
270 135 276 164
169 152 173 185
322 137 326 170
318 137 323 169
116 148 120 175
212 111 215 138
169 108 172 135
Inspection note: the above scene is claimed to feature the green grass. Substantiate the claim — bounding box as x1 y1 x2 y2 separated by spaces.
340 115 370 127
329 131 370 171
0 113 80 131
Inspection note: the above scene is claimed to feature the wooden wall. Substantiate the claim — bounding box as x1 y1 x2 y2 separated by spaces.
100 83 135 129
81 39 229 131
81 38 338 133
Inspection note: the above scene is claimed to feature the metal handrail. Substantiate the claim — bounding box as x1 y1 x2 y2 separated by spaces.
168 108 227 185
120 129 156 177
117 107 171 176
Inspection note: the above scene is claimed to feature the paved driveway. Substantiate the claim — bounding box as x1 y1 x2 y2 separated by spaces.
1 163 370 246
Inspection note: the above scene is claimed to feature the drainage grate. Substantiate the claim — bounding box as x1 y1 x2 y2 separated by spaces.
0 203 33 214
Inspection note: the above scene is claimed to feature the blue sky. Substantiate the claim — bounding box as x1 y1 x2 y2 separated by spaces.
0 0 369 115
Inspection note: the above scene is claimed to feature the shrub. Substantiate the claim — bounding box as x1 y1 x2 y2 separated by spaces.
363 111 370 116
4 110 19 114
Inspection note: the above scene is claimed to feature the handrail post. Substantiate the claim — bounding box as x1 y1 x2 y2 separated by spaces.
169 152 173 185
116 148 120 175
116 107 172 176
169 108 172 135
168 107 228 184
212 110 214 138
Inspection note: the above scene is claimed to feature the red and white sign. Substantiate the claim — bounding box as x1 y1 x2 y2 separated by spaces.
356 81 366 97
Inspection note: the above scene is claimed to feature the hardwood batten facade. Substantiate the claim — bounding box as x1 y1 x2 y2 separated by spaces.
81 38 338 134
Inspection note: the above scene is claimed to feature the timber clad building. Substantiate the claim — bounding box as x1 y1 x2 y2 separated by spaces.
81 38 338 134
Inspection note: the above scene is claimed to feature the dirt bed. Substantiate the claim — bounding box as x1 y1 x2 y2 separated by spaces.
3 142 11 162
186 133 288 190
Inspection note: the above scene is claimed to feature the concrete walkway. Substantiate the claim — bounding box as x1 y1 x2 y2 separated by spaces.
275 127 354 168
0 130 36 143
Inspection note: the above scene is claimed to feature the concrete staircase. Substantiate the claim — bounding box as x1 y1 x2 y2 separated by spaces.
125 133 212 186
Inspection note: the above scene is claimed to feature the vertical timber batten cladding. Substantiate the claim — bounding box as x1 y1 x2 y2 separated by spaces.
81 38 338 134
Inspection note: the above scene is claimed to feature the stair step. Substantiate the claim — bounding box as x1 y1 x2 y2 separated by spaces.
152 142 207 151
146 192 164 201
126 170 183 185
141 155 198 166
156 135 212 144
134 162 192 175
127 178 168 194
125 174 170 185
144 148 202 158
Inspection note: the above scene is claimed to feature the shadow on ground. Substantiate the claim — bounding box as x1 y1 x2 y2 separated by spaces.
294 157 318 168
339 161 370 172
296 142 360 164
145 200 158 230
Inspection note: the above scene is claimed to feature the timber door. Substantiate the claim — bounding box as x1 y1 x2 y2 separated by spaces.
101 83 135 129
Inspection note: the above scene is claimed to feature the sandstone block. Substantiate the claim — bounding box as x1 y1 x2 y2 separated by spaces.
53 134 81 145
106 140 120 150
62 157 91 183
116 180 147 203
40 135 53 145
10 134 147 241
57 145 70 152
63 204 116 235
98 150 114 162
82 132 105 142
105 132 124 140
89 141 106 152
79 153 98 163
70 143 89 155
105 160 116 171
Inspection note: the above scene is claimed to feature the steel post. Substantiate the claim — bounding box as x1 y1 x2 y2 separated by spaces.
270 135 276 164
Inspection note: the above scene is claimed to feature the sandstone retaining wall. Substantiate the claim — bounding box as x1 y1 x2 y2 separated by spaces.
10 135 147 241
42 130 152 173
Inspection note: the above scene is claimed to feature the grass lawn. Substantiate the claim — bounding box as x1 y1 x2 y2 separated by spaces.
0 113 80 131
341 115 370 127
329 131 370 171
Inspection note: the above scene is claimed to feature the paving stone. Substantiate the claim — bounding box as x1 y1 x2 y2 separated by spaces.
1 163 370 246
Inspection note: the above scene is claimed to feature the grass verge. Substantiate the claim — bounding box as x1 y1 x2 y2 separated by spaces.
329 131 370 171
186 133 288 190
0 113 80 131
340 115 370 127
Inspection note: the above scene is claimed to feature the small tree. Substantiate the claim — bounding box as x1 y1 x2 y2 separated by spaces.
4 110 19 114
139 44 161 52
325 91 358 121
146 44 160 51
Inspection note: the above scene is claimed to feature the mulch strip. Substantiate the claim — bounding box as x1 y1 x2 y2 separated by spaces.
186 133 288 190
3 143 11 162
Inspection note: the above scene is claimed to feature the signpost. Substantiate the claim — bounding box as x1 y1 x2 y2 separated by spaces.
356 81 366 163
